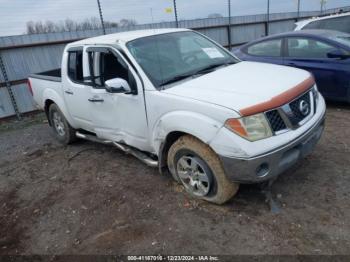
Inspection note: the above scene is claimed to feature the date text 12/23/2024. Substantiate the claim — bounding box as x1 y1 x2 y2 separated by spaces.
127 255 219 261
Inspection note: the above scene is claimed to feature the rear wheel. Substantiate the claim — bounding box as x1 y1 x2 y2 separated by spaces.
49 104 76 144
167 135 239 204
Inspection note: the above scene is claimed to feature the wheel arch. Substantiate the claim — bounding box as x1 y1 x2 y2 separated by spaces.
158 131 188 175
44 99 55 125
154 111 223 175
42 89 76 128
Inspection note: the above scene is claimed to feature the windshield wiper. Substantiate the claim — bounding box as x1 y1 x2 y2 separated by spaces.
160 61 236 87
160 73 195 86
194 61 236 75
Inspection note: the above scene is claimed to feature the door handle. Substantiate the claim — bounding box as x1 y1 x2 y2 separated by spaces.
88 97 104 102
65 90 74 95
286 62 296 66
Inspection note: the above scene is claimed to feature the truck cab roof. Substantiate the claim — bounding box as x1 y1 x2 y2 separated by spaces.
67 28 190 48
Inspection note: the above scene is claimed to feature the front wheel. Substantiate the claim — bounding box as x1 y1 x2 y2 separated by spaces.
167 135 239 204
49 103 76 145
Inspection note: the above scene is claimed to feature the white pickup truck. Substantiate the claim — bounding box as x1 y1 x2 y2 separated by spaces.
29 29 326 204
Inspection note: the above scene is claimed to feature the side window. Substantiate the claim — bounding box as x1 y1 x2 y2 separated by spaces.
303 20 322 30
304 16 350 34
287 38 336 58
246 39 282 57
67 50 84 83
322 16 350 34
88 49 136 90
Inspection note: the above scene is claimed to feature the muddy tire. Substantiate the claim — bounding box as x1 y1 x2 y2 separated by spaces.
48 103 76 145
167 135 239 204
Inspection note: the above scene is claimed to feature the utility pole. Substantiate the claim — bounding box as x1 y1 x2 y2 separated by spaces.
228 0 232 50
320 0 327 15
97 0 106 35
266 0 270 35
297 0 301 21
173 0 179 28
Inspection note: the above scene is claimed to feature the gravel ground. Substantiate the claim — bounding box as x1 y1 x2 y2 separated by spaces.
0 103 349 255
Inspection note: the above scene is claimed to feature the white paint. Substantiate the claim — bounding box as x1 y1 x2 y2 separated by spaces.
30 28 326 163
294 12 350 31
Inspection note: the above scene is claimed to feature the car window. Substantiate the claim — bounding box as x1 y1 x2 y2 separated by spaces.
303 16 350 34
246 39 282 57
88 50 135 89
303 20 322 30
127 31 237 88
67 50 84 83
287 38 336 58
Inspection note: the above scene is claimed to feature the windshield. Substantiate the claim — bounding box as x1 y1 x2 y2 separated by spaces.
127 31 238 88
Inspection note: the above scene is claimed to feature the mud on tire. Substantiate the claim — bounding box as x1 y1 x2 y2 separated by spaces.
167 135 239 204
48 103 76 145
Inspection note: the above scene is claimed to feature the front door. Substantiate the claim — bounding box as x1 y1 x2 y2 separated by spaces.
86 46 149 151
284 37 350 100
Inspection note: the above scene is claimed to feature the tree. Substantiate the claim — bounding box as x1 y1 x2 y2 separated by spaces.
25 17 136 34
119 19 137 27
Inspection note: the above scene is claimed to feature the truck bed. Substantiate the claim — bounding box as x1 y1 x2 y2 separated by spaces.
29 68 61 82
29 68 63 110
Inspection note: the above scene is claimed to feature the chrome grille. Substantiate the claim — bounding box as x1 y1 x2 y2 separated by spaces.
265 110 287 132
265 87 317 134
289 92 312 123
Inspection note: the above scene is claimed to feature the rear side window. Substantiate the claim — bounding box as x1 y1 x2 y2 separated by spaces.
304 16 350 33
287 38 336 58
246 39 282 57
67 50 84 83
303 20 322 30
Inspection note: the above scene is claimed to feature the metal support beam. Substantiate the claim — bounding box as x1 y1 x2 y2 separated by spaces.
173 0 179 28
97 0 106 35
266 0 270 36
320 0 327 15
0 53 21 120
228 0 232 50
297 0 301 21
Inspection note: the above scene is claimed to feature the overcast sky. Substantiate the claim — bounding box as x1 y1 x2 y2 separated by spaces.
0 0 349 37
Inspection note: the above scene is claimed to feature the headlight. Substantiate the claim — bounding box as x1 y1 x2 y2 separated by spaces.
225 113 273 141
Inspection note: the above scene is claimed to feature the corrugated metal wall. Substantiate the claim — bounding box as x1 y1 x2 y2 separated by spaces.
0 7 349 119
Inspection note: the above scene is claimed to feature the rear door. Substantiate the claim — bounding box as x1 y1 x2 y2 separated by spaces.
284 37 349 100
86 46 149 150
62 47 93 130
242 38 285 65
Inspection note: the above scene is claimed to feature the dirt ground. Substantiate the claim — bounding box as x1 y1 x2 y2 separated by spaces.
0 103 350 256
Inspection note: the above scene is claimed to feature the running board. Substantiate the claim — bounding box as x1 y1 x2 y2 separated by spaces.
75 131 158 168
113 142 158 167
76 131 112 144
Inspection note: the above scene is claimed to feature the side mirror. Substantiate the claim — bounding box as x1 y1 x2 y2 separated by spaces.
105 78 131 94
327 49 350 60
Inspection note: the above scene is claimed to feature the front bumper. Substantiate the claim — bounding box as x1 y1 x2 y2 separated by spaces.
219 113 325 183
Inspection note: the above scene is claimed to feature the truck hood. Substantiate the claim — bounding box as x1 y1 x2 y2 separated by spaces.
161 61 312 115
